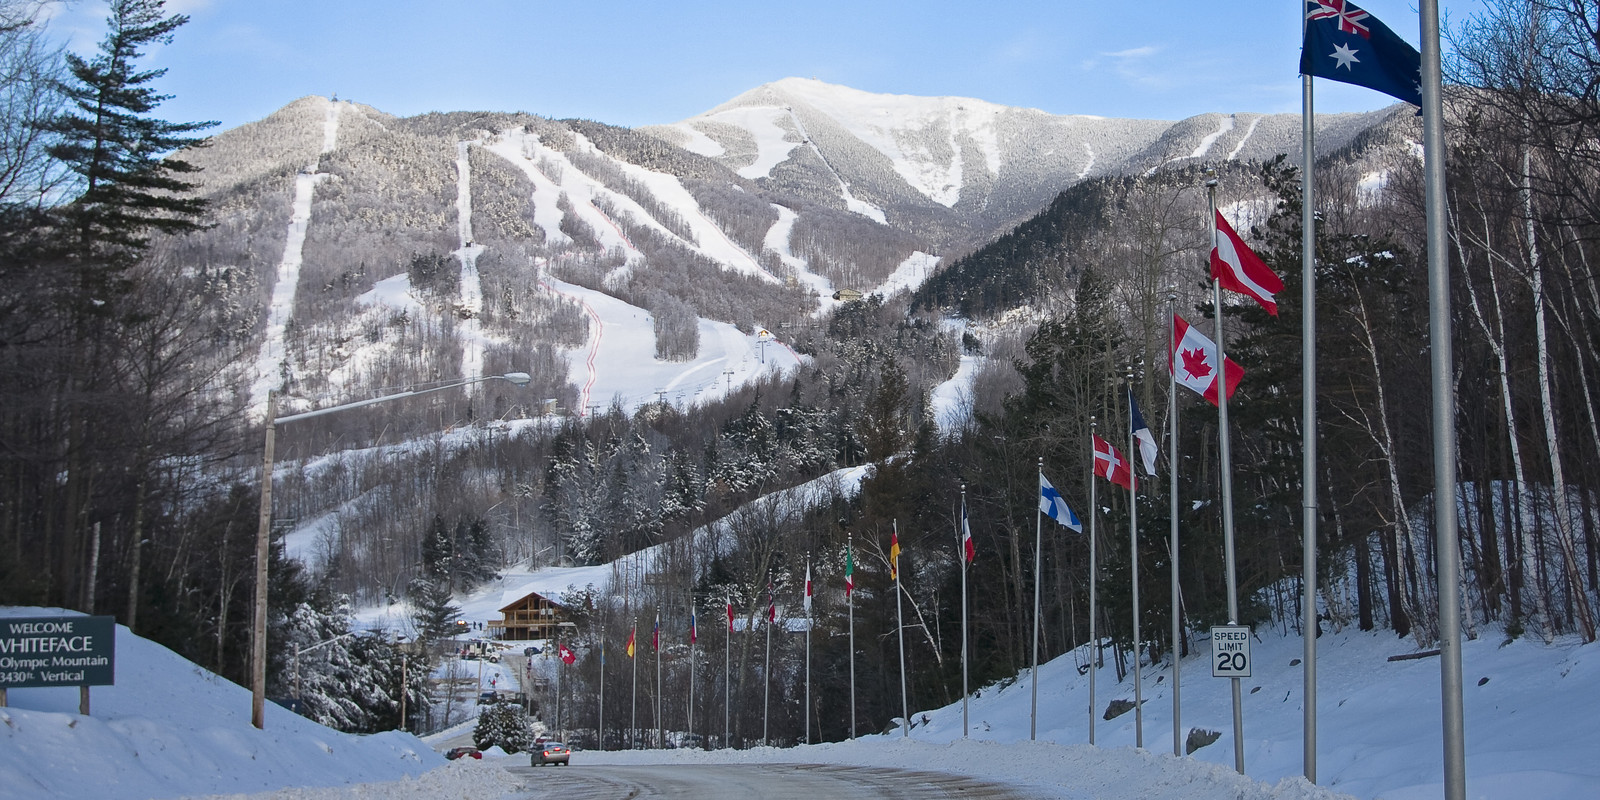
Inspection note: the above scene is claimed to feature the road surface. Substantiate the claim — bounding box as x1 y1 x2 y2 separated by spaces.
505 762 1047 799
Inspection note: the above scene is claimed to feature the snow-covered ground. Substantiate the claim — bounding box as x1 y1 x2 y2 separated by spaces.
7 565 1597 799
0 607 439 800
536 273 801 415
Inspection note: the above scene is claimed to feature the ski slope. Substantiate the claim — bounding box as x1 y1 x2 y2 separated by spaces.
251 98 342 415
537 274 801 415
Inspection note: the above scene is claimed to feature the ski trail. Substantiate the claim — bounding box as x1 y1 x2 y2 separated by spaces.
1144 114 1238 177
1077 142 1095 181
1227 116 1262 161
453 140 486 386
786 108 887 224
1188 114 1236 159
538 265 602 416
251 97 340 415
765 204 838 315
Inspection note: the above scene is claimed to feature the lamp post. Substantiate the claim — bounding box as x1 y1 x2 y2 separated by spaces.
293 630 359 701
251 372 531 729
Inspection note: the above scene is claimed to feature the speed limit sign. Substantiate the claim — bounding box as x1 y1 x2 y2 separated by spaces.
1210 625 1252 678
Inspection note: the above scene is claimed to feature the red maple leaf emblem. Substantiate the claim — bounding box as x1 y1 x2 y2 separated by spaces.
1180 347 1213 380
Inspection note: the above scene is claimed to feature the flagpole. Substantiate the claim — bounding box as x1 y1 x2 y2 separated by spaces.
960 486 970 739
724 596 731 749
1126 379 1144 750
805 554 812 745
763 579 772 746
848 531 857 740
557 637 564 744
1031 457 1044 741
1088 420 1099 746
599 623 605 751
630 618 638 751
894 520 908 738
689 606 696 749
1169 290 1183 758
655 609 662 749
1210 181 1246 775
1300 5 1320 784
1419 1 1466 796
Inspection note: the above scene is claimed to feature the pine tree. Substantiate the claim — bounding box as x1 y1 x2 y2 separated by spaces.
46 0 213 265
473 701 535 753
411 576 461 643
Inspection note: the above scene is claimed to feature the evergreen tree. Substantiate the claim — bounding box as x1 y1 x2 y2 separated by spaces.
411 576 461 643
473 701 535 753
46 0 213 264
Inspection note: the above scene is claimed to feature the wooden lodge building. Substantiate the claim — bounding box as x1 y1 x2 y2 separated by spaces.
487 589 569 641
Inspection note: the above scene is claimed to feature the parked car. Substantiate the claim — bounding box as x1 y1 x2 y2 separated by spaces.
531 741 570 766
444 747 482 760
477 691 497 704
523 645 541 656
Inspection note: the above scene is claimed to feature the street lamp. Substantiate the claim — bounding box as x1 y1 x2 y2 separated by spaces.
251 372 531 729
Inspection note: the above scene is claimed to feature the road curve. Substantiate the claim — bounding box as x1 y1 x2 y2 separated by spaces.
506 762 1047 800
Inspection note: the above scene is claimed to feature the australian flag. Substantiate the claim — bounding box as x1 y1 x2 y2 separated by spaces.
1300 0 1421 106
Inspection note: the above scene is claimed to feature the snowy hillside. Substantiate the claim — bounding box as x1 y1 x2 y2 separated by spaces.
0 608 441 800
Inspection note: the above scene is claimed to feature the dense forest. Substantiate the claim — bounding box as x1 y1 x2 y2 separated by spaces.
1 0 1596 747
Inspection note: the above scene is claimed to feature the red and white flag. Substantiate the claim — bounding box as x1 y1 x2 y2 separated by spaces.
726 598 734 632
1171 314 1244 405
767 583 776 624
960 500 975 563
558 642 576 665
1212 211 1283 315
804 562 813 615
1093 434 1134 490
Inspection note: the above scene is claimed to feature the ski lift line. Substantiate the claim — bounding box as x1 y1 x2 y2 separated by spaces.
538 279 603 414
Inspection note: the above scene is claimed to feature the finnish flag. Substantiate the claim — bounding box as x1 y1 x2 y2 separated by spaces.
1039 472 1082 531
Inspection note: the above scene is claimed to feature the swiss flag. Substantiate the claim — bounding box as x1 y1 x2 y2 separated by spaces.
1212 211 1283 315
1171 314 1244 405
1092 435 1134 490
558 643 576 665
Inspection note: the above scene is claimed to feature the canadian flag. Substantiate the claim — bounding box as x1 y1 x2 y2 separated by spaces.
1092 435 1134 490
1212 211 1283 315
1171 314 1244 405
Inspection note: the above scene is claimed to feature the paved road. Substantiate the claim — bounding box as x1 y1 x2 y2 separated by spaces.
505 763 1047 799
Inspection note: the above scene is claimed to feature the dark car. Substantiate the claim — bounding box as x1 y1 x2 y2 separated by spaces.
531 741 570 766
444 746 482 760
523 645 541 656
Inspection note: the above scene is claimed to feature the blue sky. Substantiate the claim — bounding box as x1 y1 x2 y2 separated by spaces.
47 0 1479 133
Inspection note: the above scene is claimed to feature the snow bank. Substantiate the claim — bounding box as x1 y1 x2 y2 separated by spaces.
0 608 441 800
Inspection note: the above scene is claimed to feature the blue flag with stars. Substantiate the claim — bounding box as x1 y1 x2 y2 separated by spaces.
1039 472 1083 532
1300 0 1420 106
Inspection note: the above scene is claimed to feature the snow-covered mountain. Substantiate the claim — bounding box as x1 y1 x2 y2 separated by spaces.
170 78 1403 427
642 77 1394 248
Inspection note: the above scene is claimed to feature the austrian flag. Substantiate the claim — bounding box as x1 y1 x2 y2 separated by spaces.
1171 314 1243 405
1212 211 1283 315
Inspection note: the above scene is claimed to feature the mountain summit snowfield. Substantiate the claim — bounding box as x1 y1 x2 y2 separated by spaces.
4 601 1596 799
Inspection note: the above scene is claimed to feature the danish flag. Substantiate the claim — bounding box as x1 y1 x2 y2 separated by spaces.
1093 435 1134 490
1309 0 1370 38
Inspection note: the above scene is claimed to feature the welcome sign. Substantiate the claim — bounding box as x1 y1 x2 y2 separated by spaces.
0 616 116 688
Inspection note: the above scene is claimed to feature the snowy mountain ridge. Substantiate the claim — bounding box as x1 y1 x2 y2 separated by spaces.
642 77 1397 245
